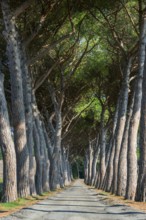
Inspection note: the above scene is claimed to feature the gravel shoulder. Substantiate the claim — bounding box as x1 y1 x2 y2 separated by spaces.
1 179 146 220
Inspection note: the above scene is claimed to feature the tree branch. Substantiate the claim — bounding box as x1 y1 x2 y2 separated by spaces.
29 32 74 65
62 99 95 139
34 61 58 92
48 82 60 114
13 0 34 18
89 8 126 55
24 11 50 47
45 111 55 136
68 40 89 77
120 1 139 36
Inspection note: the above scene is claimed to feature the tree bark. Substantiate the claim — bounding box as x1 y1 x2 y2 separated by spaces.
87 140 93 185
99 128 107 188
1 0 30 197
117 91 135 196
20 44 36 195
84 151 88 184
126 13 146 201
91 138 100 186
97 106 106 189
105 95 120 192
0 71 17 202
136 51 146 202
62 147 70 186
50 111 62 190
35 115 50 192
33 121 43 195
112 58 132 194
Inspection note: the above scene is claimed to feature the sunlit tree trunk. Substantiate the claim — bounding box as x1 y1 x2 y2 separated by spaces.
87 140 93 185
112 58 132 194
48 83 64 190
1 0 30 197
136 51 146 201
67 160 72 184
99 128 107 188
62 147 70 186
126 13 146 201
117 91 134 196
50 111 62 190
34 108 50 192
20 49 36 195
91 137 100 186
0 71 17 202
97 106 106 189
102 141 113 191
105 96 120 191
42 143 50 192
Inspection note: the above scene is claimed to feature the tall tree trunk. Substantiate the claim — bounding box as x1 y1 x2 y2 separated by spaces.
95 170 100 188
62 147 70 186
87 140 93 185
91 138 100 186
33 121 43 195
20 48 36 195
117 91 135 196
0 71 17 202
105 143 115 191
99 128 107 188
102 141 113 191
97 106 106 189
105 96 120 192
136 52 146 202
42 121 53 161
67 161 72 184
35 116 50 192
84 151 88 184
42 143 50 192
50 112 62 190
59 152 64 188
1 0 30 197
126 13 146 201
112 58 132 194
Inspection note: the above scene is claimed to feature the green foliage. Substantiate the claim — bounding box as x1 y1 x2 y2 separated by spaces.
74 97 101 121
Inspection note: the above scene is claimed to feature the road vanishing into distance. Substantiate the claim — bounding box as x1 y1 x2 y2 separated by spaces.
1 179 146 220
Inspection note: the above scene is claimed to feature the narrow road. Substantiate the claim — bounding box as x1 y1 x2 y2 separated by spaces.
2 179 146 220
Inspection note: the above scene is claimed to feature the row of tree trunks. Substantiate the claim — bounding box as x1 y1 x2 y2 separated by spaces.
84 12 146 202
84 137 100 186
0 0 72 202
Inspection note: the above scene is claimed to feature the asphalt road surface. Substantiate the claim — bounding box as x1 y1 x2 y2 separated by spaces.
2 179 146 220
